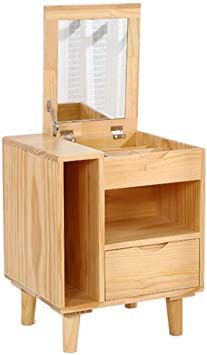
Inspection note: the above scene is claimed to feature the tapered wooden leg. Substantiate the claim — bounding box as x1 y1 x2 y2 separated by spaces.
166 298 182 336
63 314 80 353
21 289 36 325
125 303 137 309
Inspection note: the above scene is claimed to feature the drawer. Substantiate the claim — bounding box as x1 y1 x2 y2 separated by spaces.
105 239 200 301
104 149 202 189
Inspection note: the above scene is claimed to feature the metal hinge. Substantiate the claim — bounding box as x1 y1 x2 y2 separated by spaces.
111 126 126 140
47 100 59 136
60 130 76 143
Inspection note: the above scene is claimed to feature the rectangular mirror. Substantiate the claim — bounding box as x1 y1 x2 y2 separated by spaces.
58 19 128 122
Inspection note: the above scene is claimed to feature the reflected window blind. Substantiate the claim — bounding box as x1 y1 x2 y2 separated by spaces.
58 19 127 118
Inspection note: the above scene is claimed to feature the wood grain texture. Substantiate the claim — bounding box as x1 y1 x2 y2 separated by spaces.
104 148 202 190
64 158 105 302
166 299 183 336
62 286 198 314
21 289 36 325
74 132 136 151
136 131 194 150
3 140 65 307
45 4 141 20
159 181 201 232
105 217 199 251
58 103 80 121
57 103 109 122
125 17 140 128
63 313 80 353
105 240 200 300
3 134 103 162
199 150 205 288
44 20 58 135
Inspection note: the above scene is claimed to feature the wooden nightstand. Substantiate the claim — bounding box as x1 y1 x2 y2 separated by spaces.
3 4 205 352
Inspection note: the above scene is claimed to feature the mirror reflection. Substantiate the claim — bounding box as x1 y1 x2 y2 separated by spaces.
58 19 128 122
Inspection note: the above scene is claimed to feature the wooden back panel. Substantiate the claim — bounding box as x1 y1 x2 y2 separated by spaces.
43 4 140 137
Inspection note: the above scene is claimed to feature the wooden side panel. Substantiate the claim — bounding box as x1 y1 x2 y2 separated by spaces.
104 149 202 190
199 150 205 288
125 17 140 128
64 158 104 301
136 131 194 150
3 141 65 307
159 181 201 232
44 20 58 135
105 240 200 300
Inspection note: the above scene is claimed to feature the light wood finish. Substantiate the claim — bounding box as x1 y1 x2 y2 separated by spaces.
166 299 182 336
2 3 205 350
105 239 199 300
199 150 205 288
63 313 80 353
43 5 140 137
76 131 195 152
104 148 202 190
58 103 80 121
159 181 201 232
75 132 136 150
105 182 200 250
136 131 193 150
125 17 139 126
105 217 199 251
58 103 109 122
80 103 109 121
125 303 137 309
43 19 58 135
64 159 104 302
105 146 162 157
3 134 103 162
21 289 36 325
3 139 65 308
62 285 198 314
45 4 141 21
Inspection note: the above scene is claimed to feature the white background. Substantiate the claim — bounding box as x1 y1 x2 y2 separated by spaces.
0 0 207 354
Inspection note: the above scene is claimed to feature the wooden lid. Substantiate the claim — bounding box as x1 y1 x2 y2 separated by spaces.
43 4 141 138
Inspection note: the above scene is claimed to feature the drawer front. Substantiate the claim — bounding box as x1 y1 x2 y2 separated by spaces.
104 149 202 189
105 239 200 301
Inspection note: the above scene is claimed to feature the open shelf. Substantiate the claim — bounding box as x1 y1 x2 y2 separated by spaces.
65 287 97 310
105 182 200 250
64 159 103 307
105 216 199 250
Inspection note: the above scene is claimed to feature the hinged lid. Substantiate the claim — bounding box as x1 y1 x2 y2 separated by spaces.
43 4 141 139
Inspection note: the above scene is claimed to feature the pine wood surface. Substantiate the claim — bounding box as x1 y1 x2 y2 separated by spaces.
105 239 200 300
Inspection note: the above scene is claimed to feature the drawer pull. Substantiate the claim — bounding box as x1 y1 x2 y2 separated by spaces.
137 243 168 252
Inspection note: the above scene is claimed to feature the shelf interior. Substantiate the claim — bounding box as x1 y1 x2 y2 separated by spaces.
105 182 200 250
64 159 102 307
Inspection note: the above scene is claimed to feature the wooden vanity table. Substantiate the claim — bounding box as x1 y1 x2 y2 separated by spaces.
3 4 205 352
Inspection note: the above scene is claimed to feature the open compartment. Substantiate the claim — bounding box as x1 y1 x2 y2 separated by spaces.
74 131 202 190
64 159 103 308
103 132 202 190
105 181 201 250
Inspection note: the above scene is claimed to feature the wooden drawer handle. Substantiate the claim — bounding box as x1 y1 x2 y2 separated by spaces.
137 243 168 252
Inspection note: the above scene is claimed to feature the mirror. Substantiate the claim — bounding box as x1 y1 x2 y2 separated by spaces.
58 19 128 122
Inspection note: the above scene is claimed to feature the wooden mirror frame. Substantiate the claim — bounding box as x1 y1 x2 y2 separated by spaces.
43 4 141 137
